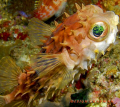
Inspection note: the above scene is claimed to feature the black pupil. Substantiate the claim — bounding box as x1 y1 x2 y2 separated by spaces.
93 25 104 37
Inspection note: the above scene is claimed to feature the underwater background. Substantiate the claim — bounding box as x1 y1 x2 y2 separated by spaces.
0 0 120 107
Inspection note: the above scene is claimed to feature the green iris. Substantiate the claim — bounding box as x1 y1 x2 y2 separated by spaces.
93 25 104 37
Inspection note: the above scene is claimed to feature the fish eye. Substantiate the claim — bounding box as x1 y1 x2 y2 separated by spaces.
88 22 109 42
93 25 104 37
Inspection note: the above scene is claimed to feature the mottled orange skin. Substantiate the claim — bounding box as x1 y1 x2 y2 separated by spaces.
35 0 67 20
40 4 119 70
40 9 90 60
41 13 82 53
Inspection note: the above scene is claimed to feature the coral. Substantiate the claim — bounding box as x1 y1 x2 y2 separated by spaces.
0 10 40 67
102 0 120 18
0 16 30 61
65 0 92 15
9 38 40 69
0 0 35 16
86 102 107 107
0 18 28 41
80 37 120 106
112 97 120 107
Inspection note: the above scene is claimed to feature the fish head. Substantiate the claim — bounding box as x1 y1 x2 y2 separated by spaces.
87 11 119 50
76 5 119 69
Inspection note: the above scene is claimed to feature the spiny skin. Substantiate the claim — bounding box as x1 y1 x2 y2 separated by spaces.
34 0 67 20
28 4 119 103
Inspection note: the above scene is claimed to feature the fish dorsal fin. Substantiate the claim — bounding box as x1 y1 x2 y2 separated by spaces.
0 56 22 94
28 18 54 45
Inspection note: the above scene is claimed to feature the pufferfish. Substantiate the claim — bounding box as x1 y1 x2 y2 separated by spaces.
34 0 67 20
0 4 119 107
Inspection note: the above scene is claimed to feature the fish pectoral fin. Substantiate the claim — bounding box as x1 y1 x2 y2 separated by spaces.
30 53 75 89
30 53 62 78
28 17 54 46
31 53 76 99
53 67 78 90
0 56 22 94
44 66 76 99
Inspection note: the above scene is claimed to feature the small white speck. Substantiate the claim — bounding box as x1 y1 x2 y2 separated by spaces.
13 34 17 38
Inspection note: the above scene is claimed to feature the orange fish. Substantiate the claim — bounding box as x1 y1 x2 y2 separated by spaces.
28 3 119 92
0 4 119 107
34 0 67 21
28 3 118 102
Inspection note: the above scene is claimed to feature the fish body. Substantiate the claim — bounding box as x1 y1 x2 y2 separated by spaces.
0 4 119 107
28 4 119 102
29 4 119 70
34 0 67 20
